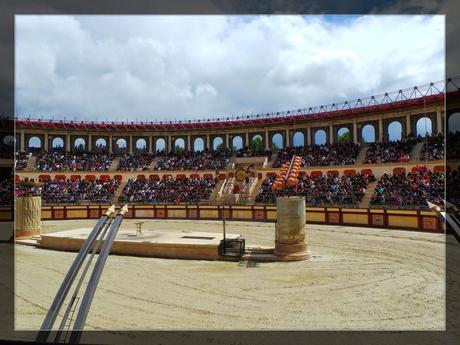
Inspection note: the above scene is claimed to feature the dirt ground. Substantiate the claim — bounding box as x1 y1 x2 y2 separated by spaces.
13 219 445 331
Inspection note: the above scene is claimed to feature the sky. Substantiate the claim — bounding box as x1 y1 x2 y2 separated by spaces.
15 15 445 130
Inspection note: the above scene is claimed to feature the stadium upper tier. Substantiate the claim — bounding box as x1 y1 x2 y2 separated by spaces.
10 79 460 156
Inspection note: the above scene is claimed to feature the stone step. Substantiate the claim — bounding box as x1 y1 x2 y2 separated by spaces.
15 238 39 247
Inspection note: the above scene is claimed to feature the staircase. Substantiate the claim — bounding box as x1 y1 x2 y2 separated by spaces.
112 181 127 202
150 156 161 170
356 144 370 164
25 154 37 171
108 157 121 171
358 181 378 208
16 234 41 246
209 180 225 204
246 178 264 204
410 142 424 161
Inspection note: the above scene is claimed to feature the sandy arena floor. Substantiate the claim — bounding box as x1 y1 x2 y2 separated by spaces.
14 219 445 331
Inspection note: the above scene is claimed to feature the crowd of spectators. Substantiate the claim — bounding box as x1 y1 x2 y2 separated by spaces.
31 177 120 204
236 147 272 159
272 143 360 168
420 133 444 161
117 153 153 171
364 136 416 164
447 131 460 159
15 151 30 170
0 177 13 204
371 168 444 207
35 151 114 171
154 150 231 171
222 178 235 194
118 176 216 204
256 173 374 205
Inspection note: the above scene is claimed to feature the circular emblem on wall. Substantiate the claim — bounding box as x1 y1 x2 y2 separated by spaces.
235 169 247 182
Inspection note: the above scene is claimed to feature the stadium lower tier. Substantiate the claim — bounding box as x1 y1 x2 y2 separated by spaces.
12 168 447 208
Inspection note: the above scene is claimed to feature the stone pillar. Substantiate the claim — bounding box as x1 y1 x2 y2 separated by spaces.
108 135 113 153
225 133 229 149
353 120 358 143
378 117 383 141
265 129 269 150
406 114 411 136
88 134 92 151
329 125 334 144
206 134 210 151
285 129 290 147
129 135 133 153
44 132 49 151
274 197 311 261
20 130 25 151
15 196 41 238
187 135 191 152
148 136 153 154
66 134 71 153
168 135 172 153
245 131 249 148
436 109 443 135
307 127 311 145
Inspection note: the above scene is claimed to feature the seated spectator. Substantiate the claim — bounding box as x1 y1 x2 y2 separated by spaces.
222 178 235 194
272 143 360 168
35 151 114 171
15 151 30 170
117 153 154 171
154 149 231 171
371 170 444 207
119 176 216 204
364 136 416 164
256 172 373 206
420 133 444 161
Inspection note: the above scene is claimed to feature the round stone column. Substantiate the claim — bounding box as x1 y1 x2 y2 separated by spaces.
274 196 311 261
15 196 42 238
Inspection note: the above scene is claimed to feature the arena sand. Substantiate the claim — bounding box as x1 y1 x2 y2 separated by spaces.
13 219 445 331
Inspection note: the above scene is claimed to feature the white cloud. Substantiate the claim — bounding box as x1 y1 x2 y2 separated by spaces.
15 15 444 122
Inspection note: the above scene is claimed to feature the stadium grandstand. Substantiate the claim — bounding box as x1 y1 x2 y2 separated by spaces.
3 77 460 233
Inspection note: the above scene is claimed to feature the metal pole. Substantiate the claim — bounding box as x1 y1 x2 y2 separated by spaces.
222 205 226 254
69 205 128 344
35 205 115 343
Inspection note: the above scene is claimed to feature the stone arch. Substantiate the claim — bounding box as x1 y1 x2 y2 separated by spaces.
388 121 402 141
135 138 147 152
292 131 305 147
51 137 64 150
115 138 127 153
155 138 166 153
271 133 284 150
74 137 86 151
449 112 460 133
213 136 224 150
26 135 43 152
193 137 204 152
361 124 376 143
3 135 15 146
174 138 185 153
416 117 433 137
314 129 327 145
251 134 264 151
337 127 351 143
232 135 243 150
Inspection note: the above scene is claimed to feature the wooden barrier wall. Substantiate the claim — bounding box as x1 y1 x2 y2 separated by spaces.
0 204 441 233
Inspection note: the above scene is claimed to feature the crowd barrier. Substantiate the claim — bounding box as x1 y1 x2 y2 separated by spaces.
0 204 442 233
